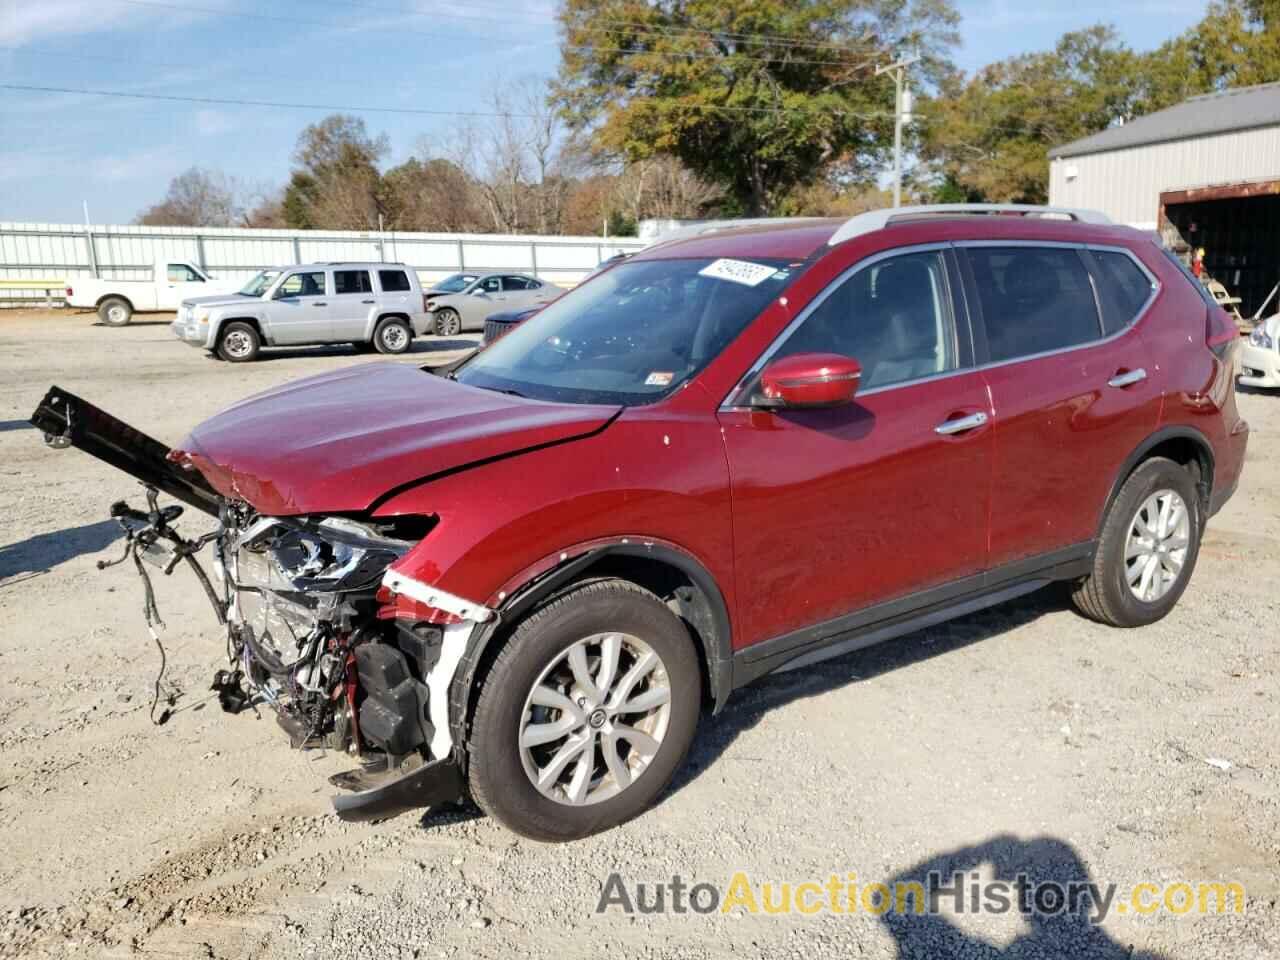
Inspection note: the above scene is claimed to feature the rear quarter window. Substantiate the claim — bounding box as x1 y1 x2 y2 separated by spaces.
378 269 412 292
1088 250 1155 334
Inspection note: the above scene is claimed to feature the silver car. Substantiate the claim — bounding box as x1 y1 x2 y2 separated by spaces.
171 262 430 362
424 272 556 336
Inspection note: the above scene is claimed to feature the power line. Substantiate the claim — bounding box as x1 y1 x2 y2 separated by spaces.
109 0 883 70
0 82 899 120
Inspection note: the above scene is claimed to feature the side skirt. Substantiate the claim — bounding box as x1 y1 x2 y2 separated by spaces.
731 542 1094 688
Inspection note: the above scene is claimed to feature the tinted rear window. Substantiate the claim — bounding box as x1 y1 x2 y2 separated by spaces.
967 247 1102 363
334 270 373 294
1089 250 1153 334
378 269 411 292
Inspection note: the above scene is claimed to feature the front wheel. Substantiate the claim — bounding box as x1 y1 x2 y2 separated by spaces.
432 308 462 337
217 321 261 362
467 579 701 842
1072 457 1202 627
97 297 133 326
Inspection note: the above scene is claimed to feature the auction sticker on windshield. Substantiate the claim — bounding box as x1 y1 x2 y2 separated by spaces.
698 258 778 287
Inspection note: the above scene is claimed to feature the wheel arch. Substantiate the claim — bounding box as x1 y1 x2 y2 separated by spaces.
449 540 735 755
1098 426 1215 536
372 311 413 340
95 292 134 311
215 315 266 342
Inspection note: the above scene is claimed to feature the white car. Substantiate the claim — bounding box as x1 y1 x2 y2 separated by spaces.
1239 314 1280 388
424 272 557 336
65 259 239 326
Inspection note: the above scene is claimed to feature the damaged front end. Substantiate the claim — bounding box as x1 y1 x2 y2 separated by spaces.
31 386 482 822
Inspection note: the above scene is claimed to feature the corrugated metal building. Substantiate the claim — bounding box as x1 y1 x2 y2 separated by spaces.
1049 82 1280 316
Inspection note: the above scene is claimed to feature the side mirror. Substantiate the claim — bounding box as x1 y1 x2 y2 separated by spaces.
758 353 861 409
470 288 489 298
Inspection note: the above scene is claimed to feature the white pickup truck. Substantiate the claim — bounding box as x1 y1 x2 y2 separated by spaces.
65 259 241 326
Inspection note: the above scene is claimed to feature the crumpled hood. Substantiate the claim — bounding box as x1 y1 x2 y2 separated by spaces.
177 362 620 515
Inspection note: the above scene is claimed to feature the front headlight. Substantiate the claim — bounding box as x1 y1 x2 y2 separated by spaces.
1249 326 1274 350
234 517 412 593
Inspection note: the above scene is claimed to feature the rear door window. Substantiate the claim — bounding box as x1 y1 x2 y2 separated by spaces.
1088 250 1155 334
334 270 373 294
378 269 411 292
965 247 1102 363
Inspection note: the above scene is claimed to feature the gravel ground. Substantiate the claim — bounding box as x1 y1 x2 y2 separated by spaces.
1 309 1276 960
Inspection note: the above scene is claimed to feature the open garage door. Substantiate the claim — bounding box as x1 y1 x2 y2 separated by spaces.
1160 180 1280 321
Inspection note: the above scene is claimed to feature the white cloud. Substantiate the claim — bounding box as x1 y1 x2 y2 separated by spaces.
0 0 139 47
194 108 236 137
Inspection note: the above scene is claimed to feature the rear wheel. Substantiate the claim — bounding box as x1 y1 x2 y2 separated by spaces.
467 579 701 842
97 297 132 326
1072 457 1201 627
374 317 412 354
217 321 261 362
433 308 462 337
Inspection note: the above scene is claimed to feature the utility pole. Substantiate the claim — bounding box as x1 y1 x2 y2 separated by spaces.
876 54 919 208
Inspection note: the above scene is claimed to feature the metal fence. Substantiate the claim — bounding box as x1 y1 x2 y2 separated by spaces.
0 222 648 305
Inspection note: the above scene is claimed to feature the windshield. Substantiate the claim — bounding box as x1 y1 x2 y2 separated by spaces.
455 256 806 405
434 273 479 293
239 270 281 297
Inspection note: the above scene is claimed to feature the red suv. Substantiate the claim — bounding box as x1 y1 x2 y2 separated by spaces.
33 205 1248 842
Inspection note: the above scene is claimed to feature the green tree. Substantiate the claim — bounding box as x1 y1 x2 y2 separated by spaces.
554 0 959 216
282 114 389 230
919 26 1138 203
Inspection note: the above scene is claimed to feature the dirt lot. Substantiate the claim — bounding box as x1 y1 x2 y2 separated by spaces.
1 308 1277 959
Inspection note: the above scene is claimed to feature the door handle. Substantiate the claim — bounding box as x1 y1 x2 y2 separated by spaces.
361 299 375 304
1108 368 1147 388
312 301 327 307
935 411 989 435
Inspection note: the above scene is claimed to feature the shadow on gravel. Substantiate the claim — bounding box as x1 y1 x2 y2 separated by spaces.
672 586 1070 797
0 518 122 581
879 834 1168 959
0 419 33 433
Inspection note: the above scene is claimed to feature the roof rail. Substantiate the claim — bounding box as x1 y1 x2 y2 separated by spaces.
827 204 1112 246
646 217 827 248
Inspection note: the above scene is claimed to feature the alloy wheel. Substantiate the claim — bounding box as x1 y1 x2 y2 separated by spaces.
436 310 461 337
518 632 672 806
1124 488 1190 602
107 304 127 324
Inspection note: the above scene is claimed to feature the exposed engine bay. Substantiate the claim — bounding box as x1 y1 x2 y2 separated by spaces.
30 385 473 820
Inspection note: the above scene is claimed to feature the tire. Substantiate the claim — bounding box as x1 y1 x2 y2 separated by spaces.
432 308 461 337
97 297 133 326
1072 457 1202 627
216 321 261 363
374 317 412 355
467 578 702 842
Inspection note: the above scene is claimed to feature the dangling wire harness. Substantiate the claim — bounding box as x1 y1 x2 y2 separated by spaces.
98 485 227 724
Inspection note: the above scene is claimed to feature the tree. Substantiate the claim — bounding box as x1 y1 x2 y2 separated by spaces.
135 167 245 226
555 0 960 215
282 114 390 230
382 155 487 232
919 26 1139 203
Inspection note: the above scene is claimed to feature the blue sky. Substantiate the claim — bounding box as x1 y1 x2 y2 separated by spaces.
0 0 1206 224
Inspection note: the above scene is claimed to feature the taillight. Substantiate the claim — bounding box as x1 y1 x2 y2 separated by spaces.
65 286 73 297
1206 307 1238 359
422 293 430 311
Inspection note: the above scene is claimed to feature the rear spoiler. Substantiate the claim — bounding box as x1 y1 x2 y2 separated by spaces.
30 385 222 516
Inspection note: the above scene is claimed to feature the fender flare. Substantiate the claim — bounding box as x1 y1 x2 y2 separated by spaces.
370 311 413 342
210 314 268 347
447 539 736 752
1097 425 1215 536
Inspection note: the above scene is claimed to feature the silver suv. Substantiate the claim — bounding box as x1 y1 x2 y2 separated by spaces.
172 262 430 362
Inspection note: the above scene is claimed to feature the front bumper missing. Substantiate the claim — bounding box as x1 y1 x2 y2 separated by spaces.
330 755 466 822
